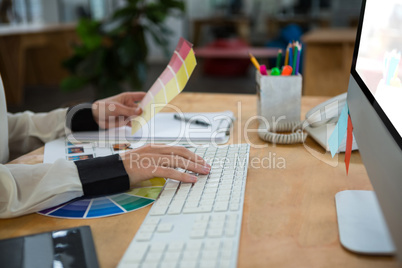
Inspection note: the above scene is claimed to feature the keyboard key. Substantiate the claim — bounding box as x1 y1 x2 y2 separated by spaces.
225 227 237 237
199 259 218 268
214 202 228 212
186 241 203 251
142 263 158 268
118 263 140 268
144 217 160 225
200 200 215 207
199 205 213 212
195 214 210 222
222 241 233 251
144 252 162 263
203 248 220 259
209 222 224 231
168 241 185 252
165 180 180 189
135 232 153 241
149 242 167 253
141 225 157 233
208 228 223 238
221 248 233 259
123 244 149 263
160 261 179 268
157 223 173 233
219 259 232 268
167 206 182 215
149 207 168 216
179 260 198 268
227 214 238 223
169 200 185 208
190 229 206 239
182 250 200 261
183 202 198 208
230 203 240 211
192 222 208 230
204 240 221 251
211 214 226 222
216 195 230 202
163 251 181 262
160 189 177 196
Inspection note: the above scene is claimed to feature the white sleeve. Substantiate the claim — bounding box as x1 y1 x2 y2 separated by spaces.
0 159 83 218
7 108 68 156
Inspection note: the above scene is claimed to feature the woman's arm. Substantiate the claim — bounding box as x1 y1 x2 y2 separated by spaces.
7 108 68 157
0 153 132 218
0 145 210 218
0 159 82 218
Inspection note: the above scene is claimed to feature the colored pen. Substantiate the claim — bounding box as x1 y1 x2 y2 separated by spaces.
249 52 260 71
285 43 291 66
292 43 299 75
296 43 302 75
276 49 282 69
288 43 293 70
271 67 281 76
260 64 268 75
281 65 293 76
174 114 210 126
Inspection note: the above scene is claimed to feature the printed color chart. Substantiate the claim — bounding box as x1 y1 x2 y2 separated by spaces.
41 138 167 219
131 37 197 134
38 178 166 219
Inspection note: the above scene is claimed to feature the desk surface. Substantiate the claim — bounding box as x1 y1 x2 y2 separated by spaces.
2 93 397 268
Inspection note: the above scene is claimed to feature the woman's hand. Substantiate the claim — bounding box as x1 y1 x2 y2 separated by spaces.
92 92 146 129
120 144 211 186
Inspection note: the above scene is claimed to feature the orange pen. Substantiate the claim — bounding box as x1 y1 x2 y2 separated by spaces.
281 65 293 76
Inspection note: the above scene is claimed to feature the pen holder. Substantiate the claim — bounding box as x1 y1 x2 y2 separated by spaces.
256 71 302 128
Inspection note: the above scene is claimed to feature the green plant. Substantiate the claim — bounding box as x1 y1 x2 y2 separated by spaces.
61 0 185 98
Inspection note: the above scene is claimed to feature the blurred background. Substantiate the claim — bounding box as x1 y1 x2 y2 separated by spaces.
0 0 362 113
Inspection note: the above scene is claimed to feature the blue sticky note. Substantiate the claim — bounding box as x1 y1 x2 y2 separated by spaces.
328 102 349 158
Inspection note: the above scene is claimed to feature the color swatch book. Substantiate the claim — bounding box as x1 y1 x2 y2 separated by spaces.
67 111 234 145
131 37 197 134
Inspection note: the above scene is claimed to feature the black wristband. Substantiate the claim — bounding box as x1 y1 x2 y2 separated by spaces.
66 103 99 132
74 154 130 196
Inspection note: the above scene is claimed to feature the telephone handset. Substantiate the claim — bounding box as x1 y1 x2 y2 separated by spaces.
258 92 357 151
305 92 347 128
304 92 358 152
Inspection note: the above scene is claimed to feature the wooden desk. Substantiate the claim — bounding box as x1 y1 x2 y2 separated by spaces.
1 93 397 267
302 28 357 96
0 23 78 105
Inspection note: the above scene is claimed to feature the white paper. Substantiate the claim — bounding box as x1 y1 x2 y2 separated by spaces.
67 111 234 145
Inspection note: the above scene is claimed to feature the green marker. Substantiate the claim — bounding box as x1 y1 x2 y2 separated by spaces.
276 49 282 69
271 67 281 76
292 45 298 75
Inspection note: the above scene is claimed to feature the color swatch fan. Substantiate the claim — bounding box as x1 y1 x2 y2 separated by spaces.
131 37 197 134
38 178 165 219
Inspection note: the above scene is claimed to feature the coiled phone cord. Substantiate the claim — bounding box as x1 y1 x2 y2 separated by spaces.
257 121 307 144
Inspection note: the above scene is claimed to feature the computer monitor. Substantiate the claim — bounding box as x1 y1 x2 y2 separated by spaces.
346 0 402 262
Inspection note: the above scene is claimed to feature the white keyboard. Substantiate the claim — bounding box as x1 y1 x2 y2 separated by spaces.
118 144 250 268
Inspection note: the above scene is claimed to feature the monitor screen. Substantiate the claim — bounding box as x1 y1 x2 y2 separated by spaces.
355 0 402 137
